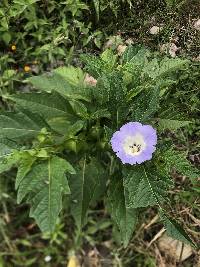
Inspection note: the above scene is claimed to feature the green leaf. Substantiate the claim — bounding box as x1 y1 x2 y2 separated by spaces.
10 91 75 120
0 110 48 141
144 58 189 80
28 66 90 101
81 49 117 79
3 69 16 80
123 166 173 208
69 100 88 119
157 107 191 131
160 211 196 248
158 118 191 131
15 156 36 190
129 86 159 122
0 139 18 158
64 121 85 137
122 45 150 65
17 156 75 232
68 158 106 231
0 153 19 174
108 176 138 247
2 32 11 44
100 49 117 70
104 126 113 141
47 117 72 135
54 66 85 88
93 0 99 21
95 71 127 123
81 54 103 78
49 120 84 137
161 148 200 184
90 109 111 120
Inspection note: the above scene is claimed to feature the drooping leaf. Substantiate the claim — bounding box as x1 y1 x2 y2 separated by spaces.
54 66 85 88
0 138 18 158
10 91 75 120
64 120 85 137
68 158 106 231
28 66 90 101
17 156 75 232
15 156 36 189
108 176 138 247
123 165 173 209
69 99 88 119
0 110 48 141
160 211 196 248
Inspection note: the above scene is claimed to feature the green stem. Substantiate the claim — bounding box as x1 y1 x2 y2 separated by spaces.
116 110 119 128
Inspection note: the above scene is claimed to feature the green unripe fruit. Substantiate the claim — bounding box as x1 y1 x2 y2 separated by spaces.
89 126 102 139
64 139 77 153
97 139 108 150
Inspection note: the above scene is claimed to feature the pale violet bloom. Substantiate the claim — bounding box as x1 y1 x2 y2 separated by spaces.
111 122 157 165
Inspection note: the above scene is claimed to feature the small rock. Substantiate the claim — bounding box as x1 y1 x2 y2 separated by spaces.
117 44 127 55
125 38 134 45
149 26 162 35
194 19 200 31
104 39 114 49
103 35 123 50
160 43 180 57
84 73 97 86
193 55 200 62
169 43 179 58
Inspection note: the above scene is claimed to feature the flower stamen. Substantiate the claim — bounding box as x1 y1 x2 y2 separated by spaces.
129 143 141 153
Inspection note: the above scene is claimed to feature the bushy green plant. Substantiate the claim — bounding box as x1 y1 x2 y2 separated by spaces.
0 46 199 248
164 0 187 9
0 0 125 98
0 0 93 62
0 0 133 68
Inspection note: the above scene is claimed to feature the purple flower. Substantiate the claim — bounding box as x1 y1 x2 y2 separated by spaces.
111 122 157 165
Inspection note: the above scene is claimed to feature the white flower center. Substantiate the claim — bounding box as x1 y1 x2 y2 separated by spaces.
123 133 146 156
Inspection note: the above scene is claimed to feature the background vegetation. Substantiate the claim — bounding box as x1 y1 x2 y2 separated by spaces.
0 0 199 266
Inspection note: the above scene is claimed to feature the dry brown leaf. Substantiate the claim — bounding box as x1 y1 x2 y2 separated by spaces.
144 215 159 229
83 249 101 267
158 234 193 262
148 228 166 247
